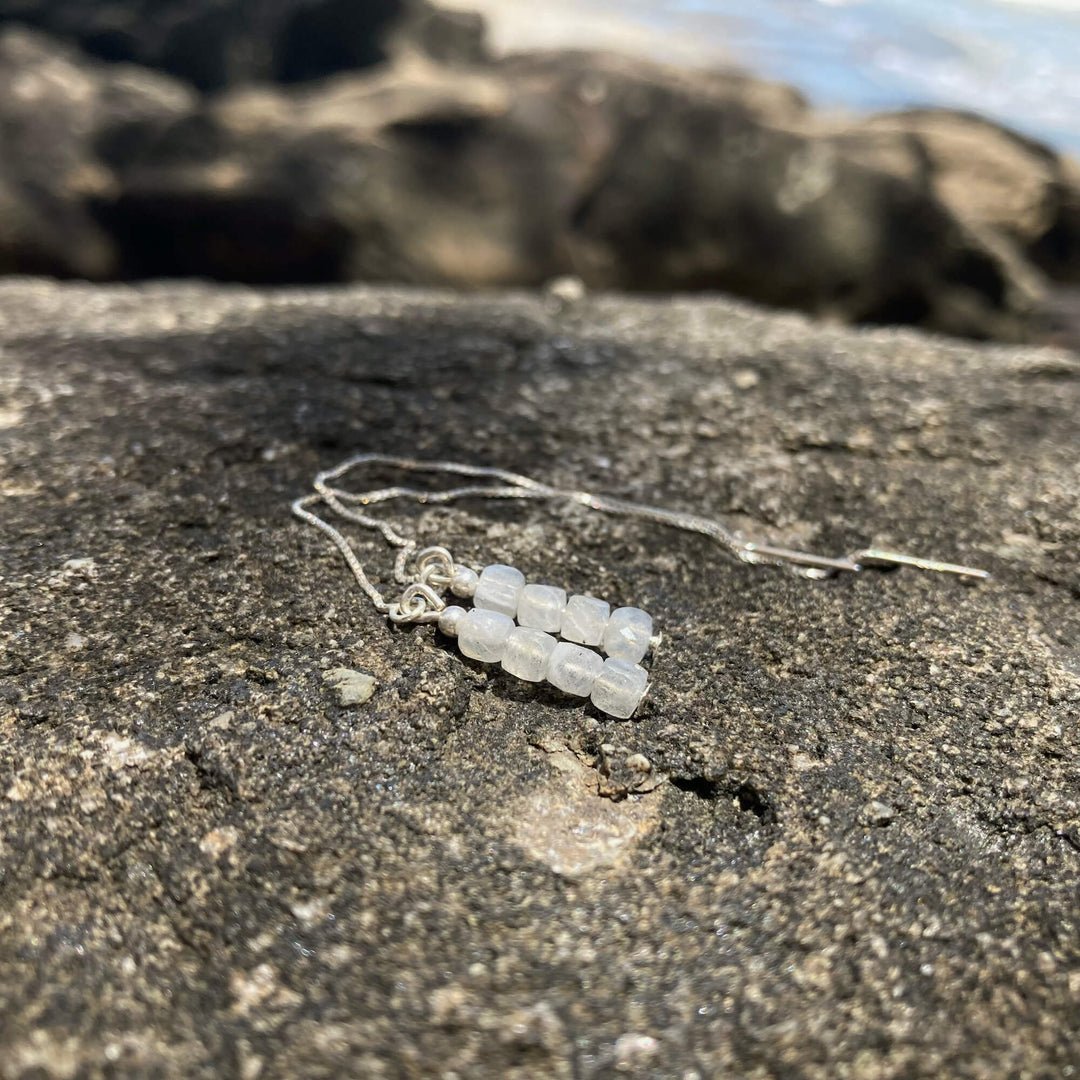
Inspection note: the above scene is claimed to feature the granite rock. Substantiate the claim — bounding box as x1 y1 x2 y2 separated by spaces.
1 280 1078 1077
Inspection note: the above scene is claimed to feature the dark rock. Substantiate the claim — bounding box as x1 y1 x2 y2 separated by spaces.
106 48 1050 341
0 22 1076 345
0 279 1078 1076
0 26 195 277
848 109 1080 283
560 54 1038 341
0 0 488 91
1044 285 1080 349
105 58 572 285
395 3 488 70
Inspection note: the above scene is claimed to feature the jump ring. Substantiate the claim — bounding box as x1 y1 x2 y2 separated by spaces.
388 582 447 624
415 546 454 589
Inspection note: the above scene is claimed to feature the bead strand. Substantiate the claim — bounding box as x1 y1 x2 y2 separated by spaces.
470 564 655 664
438 604 649 719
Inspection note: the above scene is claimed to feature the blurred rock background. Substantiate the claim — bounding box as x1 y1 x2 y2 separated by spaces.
0 0 1078 342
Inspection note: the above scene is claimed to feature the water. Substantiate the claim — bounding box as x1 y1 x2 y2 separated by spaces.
457 0 1080 155
669 0 1080 156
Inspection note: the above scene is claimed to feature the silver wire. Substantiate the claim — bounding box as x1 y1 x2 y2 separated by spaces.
291 453 989 616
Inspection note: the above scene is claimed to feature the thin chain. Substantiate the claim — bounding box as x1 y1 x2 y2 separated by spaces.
291 453 988 618
291 493 407 614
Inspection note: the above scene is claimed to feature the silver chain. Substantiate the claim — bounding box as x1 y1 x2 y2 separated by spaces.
292 453 988 624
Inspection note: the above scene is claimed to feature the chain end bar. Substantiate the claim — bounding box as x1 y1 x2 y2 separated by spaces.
852 549 990 580
737 542 989 580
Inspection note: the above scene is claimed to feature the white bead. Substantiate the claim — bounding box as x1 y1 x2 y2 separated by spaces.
438 605 467 637
547 641 604 697
516 583 567 633
473 564 525 617
502 627 557 682
603 607 653 663
560 594 610 647
458 608 514 663
450 565 479 598
591 657 649 719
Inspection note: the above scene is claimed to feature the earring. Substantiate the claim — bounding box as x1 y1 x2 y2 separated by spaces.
434 561 655 719
292 454 987 720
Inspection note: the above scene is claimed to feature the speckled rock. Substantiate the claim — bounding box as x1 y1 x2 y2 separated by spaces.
0 280 1078 1078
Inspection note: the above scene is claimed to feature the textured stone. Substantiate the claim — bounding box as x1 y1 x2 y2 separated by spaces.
0 0 488 91
852 108 1080 282
0 281 1078 1079
0 26 1071 343
99 45 1077 342
0 27 196 278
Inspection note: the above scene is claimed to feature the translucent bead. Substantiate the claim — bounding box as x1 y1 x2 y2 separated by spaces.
560 595 610 647
450 565 479 598
603 607 653 663
547 641 604 697
516 583 567 633
438 604 467 637
473 564 525 617
591 657 649 719
458 608 514 664
502 627 557 682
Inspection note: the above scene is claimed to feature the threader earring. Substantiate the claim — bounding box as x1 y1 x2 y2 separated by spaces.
292 454 987 719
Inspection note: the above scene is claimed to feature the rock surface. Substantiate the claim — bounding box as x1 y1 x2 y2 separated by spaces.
108 47 1057 341
0 0 486 90
0 27 195 278
1 280 1078 1077
0 9 1077 342
850 108 1080 283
